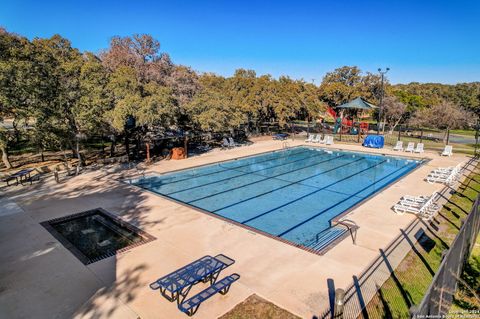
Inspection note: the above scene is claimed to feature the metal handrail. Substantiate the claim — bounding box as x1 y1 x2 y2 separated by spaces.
335 219 358 245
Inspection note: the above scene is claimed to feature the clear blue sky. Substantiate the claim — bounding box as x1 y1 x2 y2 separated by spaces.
2 0 479 84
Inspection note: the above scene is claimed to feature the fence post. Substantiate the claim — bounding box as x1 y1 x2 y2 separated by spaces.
357 123 360 143
409 305 418 318
333 288 345 318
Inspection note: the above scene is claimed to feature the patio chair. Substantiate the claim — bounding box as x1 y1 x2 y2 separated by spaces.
178 274 240 316
318 135 327 144
441 145 453 156
405 142 415 152
305 134 315 143
228 137 239 147
393 141 403 151
414 143 424 153
312 134 321 143
221 138 230 149
325 135 334 145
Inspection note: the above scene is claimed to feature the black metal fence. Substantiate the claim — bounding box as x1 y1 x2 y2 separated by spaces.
316 158 479 319
296 123 476 155
413 195 480 317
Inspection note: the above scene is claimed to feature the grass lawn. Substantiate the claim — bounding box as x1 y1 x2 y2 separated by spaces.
361 161 480 318
451 129 477 137
219 294 301 319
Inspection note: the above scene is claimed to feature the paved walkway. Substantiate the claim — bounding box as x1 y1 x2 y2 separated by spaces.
0 138 468 319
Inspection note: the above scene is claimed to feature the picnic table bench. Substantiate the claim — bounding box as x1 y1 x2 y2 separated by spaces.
273 133 289 140
149 254 235 305
179 273 240 316
2 168 34 186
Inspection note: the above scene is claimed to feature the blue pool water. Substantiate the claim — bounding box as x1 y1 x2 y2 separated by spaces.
131 147 423 250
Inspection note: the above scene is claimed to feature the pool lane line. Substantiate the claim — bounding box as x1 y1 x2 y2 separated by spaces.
183 153 348 204
277 162 412 237
165 150 331 196
206 156 363 213
240 159 386 225
135 147 311 187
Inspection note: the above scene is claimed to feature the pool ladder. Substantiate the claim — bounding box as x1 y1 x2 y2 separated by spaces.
282 141 290 149
335 219 358 245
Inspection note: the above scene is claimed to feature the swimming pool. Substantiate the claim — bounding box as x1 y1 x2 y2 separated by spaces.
131 147 423 252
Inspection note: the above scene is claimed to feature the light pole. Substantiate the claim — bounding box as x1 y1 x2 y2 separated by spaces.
377 67 390 135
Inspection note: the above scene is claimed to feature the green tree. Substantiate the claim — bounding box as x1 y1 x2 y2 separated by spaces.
0 29 39 168
186 74 245 132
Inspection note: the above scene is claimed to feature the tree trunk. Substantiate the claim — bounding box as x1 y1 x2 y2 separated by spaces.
0 144 12 169
125 132 130 161
75 138 83 175
388 117 403 135
110 135 116 157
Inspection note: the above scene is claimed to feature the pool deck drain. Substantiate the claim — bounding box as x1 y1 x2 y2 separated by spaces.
0 138 469 319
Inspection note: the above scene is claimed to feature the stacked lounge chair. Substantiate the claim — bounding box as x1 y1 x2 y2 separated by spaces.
393 192 439 221
426 163 463 185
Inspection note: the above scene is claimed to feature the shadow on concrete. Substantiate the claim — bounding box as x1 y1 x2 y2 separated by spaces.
1 166 162 319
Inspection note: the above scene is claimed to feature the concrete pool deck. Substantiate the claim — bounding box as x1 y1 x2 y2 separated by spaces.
0 138 469 319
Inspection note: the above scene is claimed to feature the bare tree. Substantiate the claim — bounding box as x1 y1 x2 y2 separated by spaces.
383 96 407 134
410 100 471 141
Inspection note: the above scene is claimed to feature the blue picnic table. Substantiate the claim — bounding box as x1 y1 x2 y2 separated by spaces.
149 254 234 305
4 168 34 186
273 133 289 140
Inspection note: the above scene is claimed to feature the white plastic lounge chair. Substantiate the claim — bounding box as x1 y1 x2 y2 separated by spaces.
228 137 238 147
325 135 334 145
405 142 415 152
441 145 453 156
426 170 458 185
319 135 327 144
222 138 230 148
312 134 321 143
393 141 403 151
431 162 462 175
400 192 438 207
414 143 424 153
305 134 315 143
393 193 439 220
